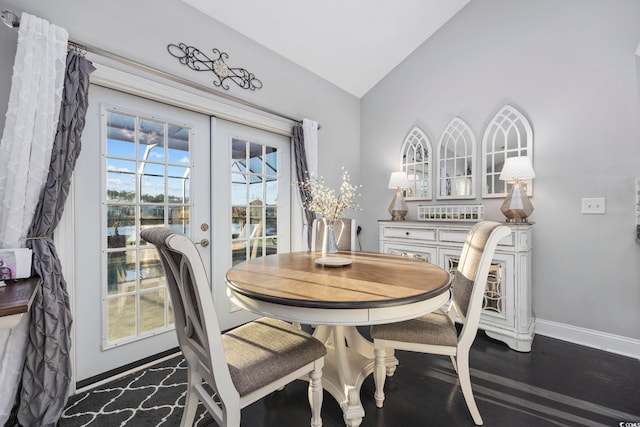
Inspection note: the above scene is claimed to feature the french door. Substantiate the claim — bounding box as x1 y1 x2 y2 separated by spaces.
212 118 291 331
74 85 211 383
73 85 293 383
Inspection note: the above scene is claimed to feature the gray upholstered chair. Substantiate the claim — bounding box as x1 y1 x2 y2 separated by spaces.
310 218 358 251
370 221 511 425
140 227 326 427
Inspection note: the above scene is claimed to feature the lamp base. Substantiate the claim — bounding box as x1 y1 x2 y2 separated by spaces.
501 181 533 223
388 190 408 221
389 209 408 221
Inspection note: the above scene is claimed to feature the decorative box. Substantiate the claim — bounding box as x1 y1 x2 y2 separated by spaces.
417 204 484 221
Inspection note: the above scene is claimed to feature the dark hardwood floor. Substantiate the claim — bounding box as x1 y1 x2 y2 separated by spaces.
61 329 640 427
239 329 640 427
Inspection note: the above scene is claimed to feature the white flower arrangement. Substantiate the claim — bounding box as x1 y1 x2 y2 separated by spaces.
299 169 361 222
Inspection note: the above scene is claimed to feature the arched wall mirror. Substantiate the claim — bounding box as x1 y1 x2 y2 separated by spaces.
400 126 432 200
482 105 534 198
436 117 476 199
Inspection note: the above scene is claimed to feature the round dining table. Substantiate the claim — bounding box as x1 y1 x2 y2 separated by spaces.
226 251 451 427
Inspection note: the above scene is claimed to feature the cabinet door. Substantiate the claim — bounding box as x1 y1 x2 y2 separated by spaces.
439 248 514 328
382 242 437 264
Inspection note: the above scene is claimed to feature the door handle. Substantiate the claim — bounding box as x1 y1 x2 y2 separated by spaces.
196 238 210 248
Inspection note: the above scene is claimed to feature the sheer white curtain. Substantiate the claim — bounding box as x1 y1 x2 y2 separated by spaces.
0 12 68 424
302 118 318 177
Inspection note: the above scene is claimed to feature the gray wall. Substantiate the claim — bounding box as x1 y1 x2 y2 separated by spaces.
2 0 639 343
0 0 361 189
360 0 640 340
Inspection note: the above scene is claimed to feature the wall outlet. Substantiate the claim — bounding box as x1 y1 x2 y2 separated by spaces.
581 197 606 214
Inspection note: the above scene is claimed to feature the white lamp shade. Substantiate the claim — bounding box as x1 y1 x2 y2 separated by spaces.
388 171 410 189
499 156 536 181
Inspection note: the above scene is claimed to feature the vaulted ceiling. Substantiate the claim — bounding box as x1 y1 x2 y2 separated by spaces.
182 0 470 98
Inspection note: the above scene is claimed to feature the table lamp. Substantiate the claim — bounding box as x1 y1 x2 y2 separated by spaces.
499 156 536 223
388 171 410 220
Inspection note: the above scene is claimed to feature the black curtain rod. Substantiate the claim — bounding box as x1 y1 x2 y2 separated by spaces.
1 9 320 129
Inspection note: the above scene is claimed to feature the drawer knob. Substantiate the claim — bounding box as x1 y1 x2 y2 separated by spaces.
405 231 410 236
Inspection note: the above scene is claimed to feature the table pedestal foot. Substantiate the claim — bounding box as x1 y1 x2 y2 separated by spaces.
314 325 397 426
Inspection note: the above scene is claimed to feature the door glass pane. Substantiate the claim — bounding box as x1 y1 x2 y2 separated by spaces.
232 173 247 205
107 296 136 342
140 248 164 290
231 139 246 172
139 119 165 161
168 206 190 234
103 108 191 347
107 205 135 246
265 146 277 176
107 251 132 295
139 205 165 247
167 124 190 164
168 166 190 203
231 139 279 265
106 112 135 158
248 143 263 175
106 159 136 202
141 163 165 202
140 289 166 333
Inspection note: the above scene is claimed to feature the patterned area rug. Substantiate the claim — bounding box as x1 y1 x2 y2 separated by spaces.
59 356 214 427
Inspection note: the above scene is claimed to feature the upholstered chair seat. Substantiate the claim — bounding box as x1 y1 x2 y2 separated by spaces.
223 317 326 396
371 311 458 347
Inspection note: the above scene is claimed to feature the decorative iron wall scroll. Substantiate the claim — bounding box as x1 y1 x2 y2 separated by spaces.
168 43 263 91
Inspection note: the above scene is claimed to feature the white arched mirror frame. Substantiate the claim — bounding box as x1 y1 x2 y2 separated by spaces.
400 126 432 200
436 117 476 200
481 105 534 198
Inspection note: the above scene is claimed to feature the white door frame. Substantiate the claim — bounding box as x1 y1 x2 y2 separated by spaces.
57 63 303 393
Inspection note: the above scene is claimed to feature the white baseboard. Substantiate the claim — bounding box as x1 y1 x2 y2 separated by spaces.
535 319 640 360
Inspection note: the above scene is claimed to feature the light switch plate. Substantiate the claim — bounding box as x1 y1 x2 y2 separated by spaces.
582 197 606 214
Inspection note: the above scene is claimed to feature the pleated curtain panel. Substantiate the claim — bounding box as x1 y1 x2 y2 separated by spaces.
0 12 94 427
293 118 318 250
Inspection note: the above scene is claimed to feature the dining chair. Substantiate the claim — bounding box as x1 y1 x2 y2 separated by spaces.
140 227 326 427
370 221 511 425
310 218 358 251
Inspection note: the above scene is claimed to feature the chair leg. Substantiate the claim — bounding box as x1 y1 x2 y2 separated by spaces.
456 352 483 425
308 361 323 427
373 344 387 408
450 355 458 373
180 370 201 427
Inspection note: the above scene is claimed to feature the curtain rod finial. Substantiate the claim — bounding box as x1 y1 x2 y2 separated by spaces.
1 10 20 28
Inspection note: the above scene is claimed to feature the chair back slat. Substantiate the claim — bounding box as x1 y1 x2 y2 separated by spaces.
140 228 236 400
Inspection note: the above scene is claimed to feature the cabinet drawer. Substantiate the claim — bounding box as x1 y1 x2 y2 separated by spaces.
383 227 436 241
438 228 469 243
383 242 436 264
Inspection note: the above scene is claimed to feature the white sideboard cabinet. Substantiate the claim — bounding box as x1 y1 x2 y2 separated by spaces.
378 220 534 352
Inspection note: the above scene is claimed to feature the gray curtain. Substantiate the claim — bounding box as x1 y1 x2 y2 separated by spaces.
293 124 315 249
15 52 94 427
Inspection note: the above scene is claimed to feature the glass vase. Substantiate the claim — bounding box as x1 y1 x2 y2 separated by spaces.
322 218 338 255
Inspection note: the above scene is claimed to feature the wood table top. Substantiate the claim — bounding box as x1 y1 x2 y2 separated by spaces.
226 251 451 309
